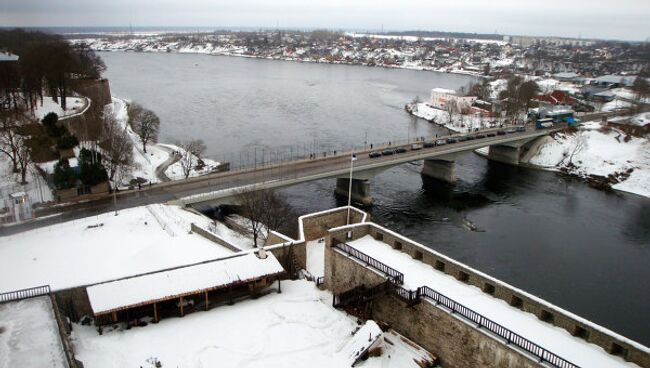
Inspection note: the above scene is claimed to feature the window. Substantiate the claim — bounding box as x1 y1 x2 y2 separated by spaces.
483 283 495 295
375 233 384 241
573 325 589 340
539 310 554 323
413 250 423 260
610 343 628 358
394 241 402 250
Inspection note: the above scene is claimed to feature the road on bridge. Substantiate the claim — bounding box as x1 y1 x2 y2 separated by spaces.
0 125 559 235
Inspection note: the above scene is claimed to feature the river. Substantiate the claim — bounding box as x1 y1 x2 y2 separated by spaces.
101 51 650 345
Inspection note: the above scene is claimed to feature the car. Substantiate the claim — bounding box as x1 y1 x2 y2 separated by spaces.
465 135 475 140
475 134 486 139
516 126 526 132
368 151 381 158
506 128 517 134
423 142 435 148
381 149 395 156
497 130 506 136
435 139 447 145
395 147 407 154
487 132 496 137
457 136 468 142
446 138 457 144
411 143 423 150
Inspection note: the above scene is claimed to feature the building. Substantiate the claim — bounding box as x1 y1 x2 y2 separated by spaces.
430 88 477 111
534 90 576 107
4 192 33 223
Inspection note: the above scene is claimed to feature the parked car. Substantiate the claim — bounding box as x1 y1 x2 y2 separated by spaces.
423 142 435 148
395 147 407 154
381 149 395 156
506 128 517 134
411 143 423 150
446 138 457 144
497 130 506 136
465 135 475 141
435 139 447 145
475 134 486 139
368 151 381 158
487 132 496 137
457 136 468 142
516 126 526 132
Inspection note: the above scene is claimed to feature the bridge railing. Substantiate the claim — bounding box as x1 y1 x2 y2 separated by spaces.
0 285 51 304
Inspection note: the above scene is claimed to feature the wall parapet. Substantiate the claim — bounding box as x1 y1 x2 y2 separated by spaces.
327 222 650 367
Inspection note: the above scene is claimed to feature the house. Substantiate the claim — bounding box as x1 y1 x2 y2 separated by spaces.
534 90 576 107
430 88 477 111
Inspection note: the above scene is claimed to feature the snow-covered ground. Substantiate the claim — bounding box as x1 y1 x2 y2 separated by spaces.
0 162 54 208
601 98 633 112
32 97 87 121
528 121 650 197
72 280 433 368
0 204 235 293
407 102 497 133
348 235 640 368
0 297 67 368
631 112 650 126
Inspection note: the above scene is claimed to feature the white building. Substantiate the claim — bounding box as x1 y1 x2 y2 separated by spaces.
430 88 477 111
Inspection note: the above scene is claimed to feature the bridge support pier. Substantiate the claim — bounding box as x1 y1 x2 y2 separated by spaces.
488 145 521 165
335 178 372 206
421 159 457 184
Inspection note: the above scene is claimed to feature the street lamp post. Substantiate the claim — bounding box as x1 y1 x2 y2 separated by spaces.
346 151 356 225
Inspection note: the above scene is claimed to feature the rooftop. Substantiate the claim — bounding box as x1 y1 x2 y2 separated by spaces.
0 52 19 62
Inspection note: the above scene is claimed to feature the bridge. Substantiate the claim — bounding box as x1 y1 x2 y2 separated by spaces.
0 123 562 235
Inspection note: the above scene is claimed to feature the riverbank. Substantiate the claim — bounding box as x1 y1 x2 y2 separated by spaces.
475 121 650 198
405 102 495 133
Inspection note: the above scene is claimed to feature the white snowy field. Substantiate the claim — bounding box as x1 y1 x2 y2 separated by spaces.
347 235 641 368
31 97 87 121
408 102 496 133
0 297 67 368
528 121 650 198
0 204 234 293
72 280 432 368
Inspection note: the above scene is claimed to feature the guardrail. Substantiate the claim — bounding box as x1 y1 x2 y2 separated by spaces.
0 285 51 304
332 242 404 284
419 286 579 368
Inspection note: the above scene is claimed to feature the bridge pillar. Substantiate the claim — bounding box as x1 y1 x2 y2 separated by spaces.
335 178 372 206
421 159 457 184
488 145 521 165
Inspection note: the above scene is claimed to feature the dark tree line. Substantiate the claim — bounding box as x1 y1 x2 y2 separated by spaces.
0 29 105 112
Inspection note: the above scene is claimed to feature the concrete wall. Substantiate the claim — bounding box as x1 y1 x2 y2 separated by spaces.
330 223 650 367
190 223 243 252
54 287 93 323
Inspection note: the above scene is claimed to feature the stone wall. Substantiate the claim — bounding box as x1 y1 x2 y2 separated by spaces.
54 287 93 323
268 241 306 275
330 222 650 367
190 223 243 252
300 208 366 241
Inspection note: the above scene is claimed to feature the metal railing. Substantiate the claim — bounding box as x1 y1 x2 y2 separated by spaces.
0 285 51 304
332 242 404 284
315 276 325 286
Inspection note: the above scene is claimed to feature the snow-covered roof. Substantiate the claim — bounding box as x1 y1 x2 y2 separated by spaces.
87 252 284 315
431 87 456 95
9 191 27 198
0 52 19 61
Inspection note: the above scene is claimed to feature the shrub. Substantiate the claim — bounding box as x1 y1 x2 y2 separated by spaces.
53 158 77 189
42 112 64 137
78 148 108 186
56 133 79 150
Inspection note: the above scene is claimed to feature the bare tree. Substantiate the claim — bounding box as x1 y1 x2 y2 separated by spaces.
445 100 459 125
566 131 586 166
235 188 294 247
100 106 134 183
177 139 207 179
0 111 32 184
128 102 159 153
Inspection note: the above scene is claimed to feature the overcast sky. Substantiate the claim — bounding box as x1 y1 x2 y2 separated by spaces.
2 0 649 41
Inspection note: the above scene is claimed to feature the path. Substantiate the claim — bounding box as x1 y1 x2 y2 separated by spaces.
155 146 181 182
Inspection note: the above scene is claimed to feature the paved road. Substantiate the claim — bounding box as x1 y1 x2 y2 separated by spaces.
0 125 558 236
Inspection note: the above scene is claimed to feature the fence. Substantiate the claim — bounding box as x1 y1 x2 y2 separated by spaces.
0 285 51 304
332 242 404 284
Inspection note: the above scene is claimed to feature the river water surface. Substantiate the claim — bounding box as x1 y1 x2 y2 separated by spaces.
102 52 650 345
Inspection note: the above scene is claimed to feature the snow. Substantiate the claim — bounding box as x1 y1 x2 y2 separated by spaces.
87 252 284 315
347 235 640 368
73 280 431 368
528 121 650 197
32 97 87 121
630 112 650 126
0 204 235 293
408 102 497 133
0 161 54 207
306 239 326 278
338 320 383 366
601 98 632 112
0 297 67 368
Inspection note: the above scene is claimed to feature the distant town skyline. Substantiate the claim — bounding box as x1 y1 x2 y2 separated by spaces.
1 0 649 41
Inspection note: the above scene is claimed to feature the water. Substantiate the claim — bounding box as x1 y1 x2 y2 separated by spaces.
102 52 650 345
